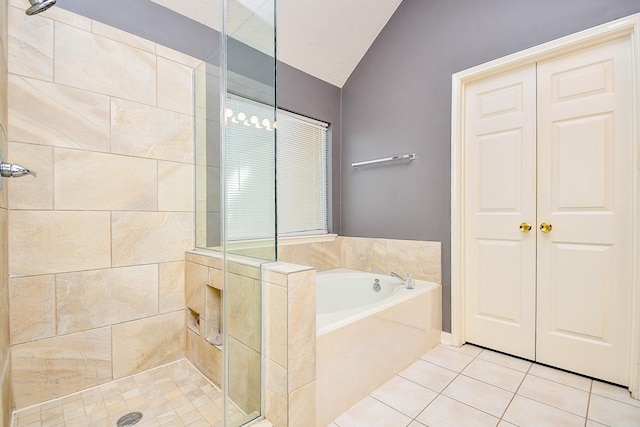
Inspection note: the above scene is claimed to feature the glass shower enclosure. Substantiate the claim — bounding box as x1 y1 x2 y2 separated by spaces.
194 0 276 425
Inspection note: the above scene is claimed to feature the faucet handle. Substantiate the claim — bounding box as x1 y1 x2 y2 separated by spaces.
405 273 415 289
0 162 37 178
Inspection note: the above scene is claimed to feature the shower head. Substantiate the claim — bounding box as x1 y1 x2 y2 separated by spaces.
25 0 56 16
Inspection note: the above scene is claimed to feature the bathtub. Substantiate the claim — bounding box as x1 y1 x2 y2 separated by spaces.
315 269 441 427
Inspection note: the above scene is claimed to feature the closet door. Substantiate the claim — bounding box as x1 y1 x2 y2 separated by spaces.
463 65 537 360
536 37 633 385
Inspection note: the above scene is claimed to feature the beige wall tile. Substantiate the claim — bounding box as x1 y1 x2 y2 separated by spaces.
9 210 111 276
344 237 388 273
158 161 194 212
159 261 185 313
112 311 184 379
228 260 261 280
54 148 158 211
262 269 287 287
157 57 193 115
186 250 223 269
264 282 287 368
112 211 193 267
42 6 91 30
185 260 207 315
7 142 52 209
156 44 201 68
57 265 159 334
0 2 8 421
8 75 110 151
9 274 55 344
289 380 315 427
227 272 260 351
8 6 53 80
111 98 194 163
0 361 10 427
186 328 221 387
287 269 316 391
209 266 223 290
264 358 287 427
228 336 260 415
313 239 345 270
0 41 7 141
54 22 156 105
91 21 155 53
387 239 441 283
11 327 112 409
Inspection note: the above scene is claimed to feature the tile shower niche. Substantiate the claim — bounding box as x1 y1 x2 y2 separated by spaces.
185 255 223 387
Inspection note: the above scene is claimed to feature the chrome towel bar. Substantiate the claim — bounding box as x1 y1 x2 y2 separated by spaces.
351 153 416 168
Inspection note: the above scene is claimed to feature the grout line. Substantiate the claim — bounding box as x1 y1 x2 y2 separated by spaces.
584 381 593 427
497 356 533 424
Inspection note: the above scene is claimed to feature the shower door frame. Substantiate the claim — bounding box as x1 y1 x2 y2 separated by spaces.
450 12 640 398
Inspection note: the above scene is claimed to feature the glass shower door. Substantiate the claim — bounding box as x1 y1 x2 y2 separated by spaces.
222 1 276 424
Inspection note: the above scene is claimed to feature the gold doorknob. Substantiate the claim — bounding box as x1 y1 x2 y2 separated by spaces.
540 222 552 233
519 222 532 232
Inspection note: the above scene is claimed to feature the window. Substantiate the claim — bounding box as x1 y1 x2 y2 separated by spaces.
225 95 328 240
276 110 328 236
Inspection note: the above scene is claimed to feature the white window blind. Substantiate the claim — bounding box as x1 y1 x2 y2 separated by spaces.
225 95 276 241
276 110 328 236
224 95 328 240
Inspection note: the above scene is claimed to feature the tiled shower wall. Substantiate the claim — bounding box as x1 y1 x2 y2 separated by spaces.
0 0 10 425
6 2 197 409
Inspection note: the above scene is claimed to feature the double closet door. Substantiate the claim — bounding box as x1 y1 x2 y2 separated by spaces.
463 36 633 385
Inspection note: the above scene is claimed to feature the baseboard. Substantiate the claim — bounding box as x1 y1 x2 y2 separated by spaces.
440 331 452 346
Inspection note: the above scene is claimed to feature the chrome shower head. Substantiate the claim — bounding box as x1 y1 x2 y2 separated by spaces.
25 0 56 16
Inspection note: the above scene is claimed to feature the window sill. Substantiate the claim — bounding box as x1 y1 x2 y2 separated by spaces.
278 233 338 246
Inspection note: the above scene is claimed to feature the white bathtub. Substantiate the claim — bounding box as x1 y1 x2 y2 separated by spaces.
315 269 442 427
317 269 435 334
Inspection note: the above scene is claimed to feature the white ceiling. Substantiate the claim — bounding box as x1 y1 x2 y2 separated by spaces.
149 0 403 87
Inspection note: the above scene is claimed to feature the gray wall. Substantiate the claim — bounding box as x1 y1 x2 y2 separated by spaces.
57 0 342 235
341 0 640 332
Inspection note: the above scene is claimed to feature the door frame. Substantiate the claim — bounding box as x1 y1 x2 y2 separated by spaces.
451 13 640 396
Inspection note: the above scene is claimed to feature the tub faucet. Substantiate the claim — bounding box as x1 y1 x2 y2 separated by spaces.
390 272 415 289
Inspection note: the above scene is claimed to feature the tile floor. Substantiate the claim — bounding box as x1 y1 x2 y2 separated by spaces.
11 359 224 427
330 344 640 427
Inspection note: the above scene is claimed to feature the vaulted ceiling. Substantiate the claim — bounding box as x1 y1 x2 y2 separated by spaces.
149 0 403 87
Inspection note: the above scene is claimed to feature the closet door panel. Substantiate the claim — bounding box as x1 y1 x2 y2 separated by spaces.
536 37 633 385
463 65 537 360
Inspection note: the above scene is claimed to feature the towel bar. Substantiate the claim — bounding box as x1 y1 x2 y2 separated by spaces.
351 153 416 168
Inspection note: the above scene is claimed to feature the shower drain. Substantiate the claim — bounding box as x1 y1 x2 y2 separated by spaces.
116 412 143 426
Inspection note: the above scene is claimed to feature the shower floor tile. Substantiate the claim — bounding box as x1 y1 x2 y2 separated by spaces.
11 359 224 427
332 344 640 427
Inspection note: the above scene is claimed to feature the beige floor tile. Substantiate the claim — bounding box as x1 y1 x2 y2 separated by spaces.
442 374 513 417
585 420 608 427
420 345 475 372
334 396 412 427
462 358 526 392
12 359 222 427
478 349 532 372
497 421 518 426
416 395 499 427
398 359 457 392
444 343 483 357
518 374 589 416
588 394 640 426
528 363 592 391
408 422 427 427
591 380 640 408
503 395 584 427
370 375 438 418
